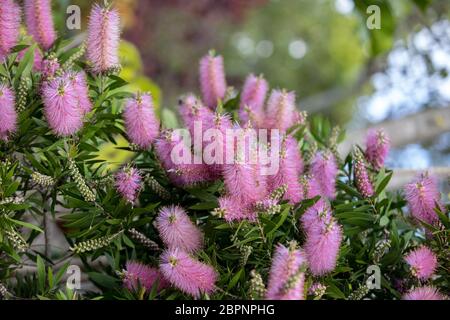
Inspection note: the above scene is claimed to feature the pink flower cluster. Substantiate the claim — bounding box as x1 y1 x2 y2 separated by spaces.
0 84 18 141
123 261 168 293
114 167 142 204
24 0 56 50
364 129 390 170
0 0 21 61
404 246 437 280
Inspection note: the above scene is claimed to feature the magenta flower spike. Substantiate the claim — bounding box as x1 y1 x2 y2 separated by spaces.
217 196 257 222
199 52 226 110
264 89 297 132
0 0 21 61
310 151 338 199
365 128 390 170
0 84 18 141
86 4 121 73
353 148 374 198
114 167 142 204
123 93 160 149
239 74 268 125
24 0 56 50
405 246 438 280
123 261 168 292
160 248 218 298
155 205 203 253
70 72 93 115
266 243 307 300
41 73 84 136
402 286 446 300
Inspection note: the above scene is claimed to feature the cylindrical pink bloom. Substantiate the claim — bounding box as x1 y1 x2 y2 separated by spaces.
178 94 213 136
266 244 307 300
0 0 21 61
160 248 218 298
155 205 203 253
264 90 297 132
123 261 168 292
304 217 342 276
239 74 268 125
24 0 56 50
404 173 443 225
404 246 438 280
69 72 92 115
365 128 390 170
402 286 446 300
199 52 226 109
354 154 374 198
310 151 338 199
218 196 257 222
41 58 61 80
0 84 17 141
300 199 331 235
114 167 141 203
123 93 159 149
269 136 304 204
87 4 120 73
41 73 84 136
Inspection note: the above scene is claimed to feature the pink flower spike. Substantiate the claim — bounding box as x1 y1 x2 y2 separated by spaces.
217 196 257 222
87 4 121 73
199 52 227 109
300 199 331 235
266 243 307 300
70 72 92 115
0 84 18 141
0 0 21 61
123 261 168 293
24 0 56 50
310 151 338 199
155 205 203 253
265 89 297 132
160 248 218 298
404 246 438 280
123 93 159 149
239 74 268 125
41 57 61 80
365 128 390 170
353 149 374 198
304 217 342 276
402 286 446 300
42 73 84 136
404 172 443 226
114 167 141 203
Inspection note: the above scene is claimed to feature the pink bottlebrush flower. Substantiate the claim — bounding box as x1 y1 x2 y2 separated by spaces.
265 90 297 132
365 128 390 170
86 4 120 73
269 136 304 204
69 72 92 115
155 205 203 253
41 57 61 79
0 84 18 141
354 150 374 198
159 248 218 298
123 261 168 292
123 93 159 149
24 0 56 50
42 73 84 136
217 196 257 222
404 173 443 225
114 167 141 203
404 246 438 280
199 52 226 109
266 243 307 300
300 198 331 235
239 74 268 125
402 286 446 300
304 217 342 276
310 151 338 199
304 175 322 199
178 94 213 136
0 0 21 61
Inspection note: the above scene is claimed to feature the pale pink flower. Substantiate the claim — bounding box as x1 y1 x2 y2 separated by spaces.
266 243 307 300
265 90 297 132
354 150 374 198
87 4 120 73
24 0 56 50
365 128 390 170
114 167 141 203
300 199 331 235
217 196 257 222
69 71 92 115
199 52 226 109
404 173 443 225
310 151 338 199
405 246 438 280
178 94 213 136
239 74 268 125
402 286 446 300
155 205 203 253
123 93 159 149
0 0 21 61
269 136 304 204
160 248 218 298
304 217 342 276
41 73 84 136
0 84 17 141
305 175 322 199
123 261 168 292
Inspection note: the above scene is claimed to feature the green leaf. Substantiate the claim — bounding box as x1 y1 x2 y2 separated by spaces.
375 170 393 195
6 217 43 233
37 255 46 293
14 44 36 87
